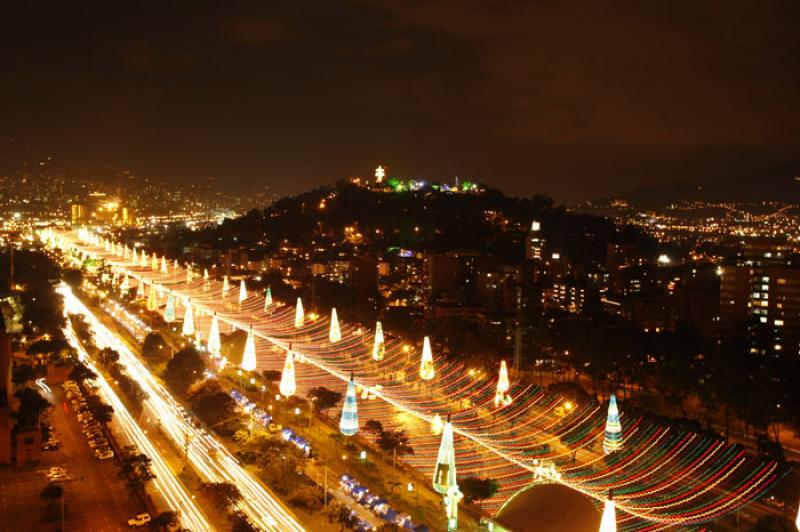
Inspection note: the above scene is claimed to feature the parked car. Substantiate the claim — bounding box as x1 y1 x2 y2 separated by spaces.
127 513 151 527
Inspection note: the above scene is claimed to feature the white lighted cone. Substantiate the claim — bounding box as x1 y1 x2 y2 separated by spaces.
264 287 273 310
329 308 342 343
599 492 616 532
182 300 195 337
279 348 296 397
151 253 158 271
186 266 193 284
241 327 257 371
239 279 247 304
173 259 179 272
160 256 168 274
420 336 435 380
372 321 385 361
294 298 304 328
494 360 512 407
431 413 443 435
207 313 221 357
222 275 230 297
147 283 158 311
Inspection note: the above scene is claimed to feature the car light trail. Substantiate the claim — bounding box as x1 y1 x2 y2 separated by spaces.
59 283 305 532
60 298 212 532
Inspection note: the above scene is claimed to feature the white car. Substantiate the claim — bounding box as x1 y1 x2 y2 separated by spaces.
127 513 151 527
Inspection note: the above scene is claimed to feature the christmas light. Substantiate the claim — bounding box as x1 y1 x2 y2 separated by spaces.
239 279 247 304
372 321 385 361
160 256 168 274
339 373 359 436
420 336 435 380
279 348 296 397
146 283 158 311
241 326 257 371
294 297 304 328
264 287 273 310
329 308 342 343
164 292 175 323
494 360 512 407
182 299 195 337
603 394 623 454
431 413 443 435
207 313 221 357
599 491 616 532
222 275 230 298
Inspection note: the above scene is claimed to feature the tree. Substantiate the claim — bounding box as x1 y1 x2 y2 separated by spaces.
229 511 258 532
363 419 383 435
163 347 205 395
200 481 242 513
262 369 281 382
151 510 180 530
188 379 236 426
119 446 156 490
85 394 114 425
307 386 342 413
459 476 500 505
142 332 169 361
68 361 97 383
14 387 50 427
98 347 120 366
12 364 37 385
40 483 63 502
287 485 322 511
376 429 413 457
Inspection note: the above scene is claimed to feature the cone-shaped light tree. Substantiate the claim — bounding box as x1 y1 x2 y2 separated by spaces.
186 265 193 284
599 491 616 532
182 300 195 337
431 413 443 436
279 348 296 397
136 280 145 299
151 253 158 271
222 275 230 298
241 326 257 371
208 313 221 357
433 415 463 531
141 249 147 266
603 394 623 454
372 321 385 361
264 287 273 310
494 360 512 407
164 292 175 323
173 259 179 272
420 336 435 380
329 308 342 343
120 273 129 293
160 256 168 274
294 297 304 328
147 283 158 311
339 373 359 436
239 279 247 304
795 498 799 531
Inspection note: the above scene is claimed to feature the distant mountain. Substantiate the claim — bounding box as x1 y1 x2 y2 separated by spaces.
594 163 800 209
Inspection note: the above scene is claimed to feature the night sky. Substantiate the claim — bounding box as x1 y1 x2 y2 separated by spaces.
2 1 799 203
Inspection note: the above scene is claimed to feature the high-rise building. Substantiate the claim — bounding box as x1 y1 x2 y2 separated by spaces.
717 239 800 357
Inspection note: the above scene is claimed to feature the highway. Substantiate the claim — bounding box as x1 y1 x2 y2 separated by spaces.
60 283 306 532
60 290 212 531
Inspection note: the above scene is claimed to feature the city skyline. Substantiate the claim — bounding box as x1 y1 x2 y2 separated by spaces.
3 2 800 202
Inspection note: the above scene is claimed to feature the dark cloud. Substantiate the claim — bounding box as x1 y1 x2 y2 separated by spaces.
1 1 798 202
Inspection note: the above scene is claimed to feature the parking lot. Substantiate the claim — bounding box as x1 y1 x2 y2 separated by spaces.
0 384 145 531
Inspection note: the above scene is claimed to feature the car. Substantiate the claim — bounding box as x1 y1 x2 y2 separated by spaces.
127 513 151 527
95 450 114 460
47 473 70 482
